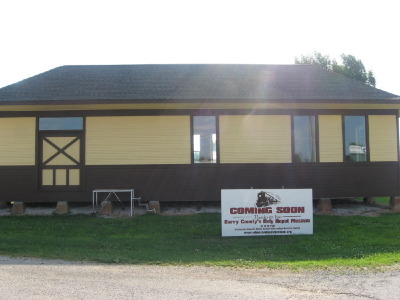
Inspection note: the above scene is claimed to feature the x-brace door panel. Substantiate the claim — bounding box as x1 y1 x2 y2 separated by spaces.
39 132 82 189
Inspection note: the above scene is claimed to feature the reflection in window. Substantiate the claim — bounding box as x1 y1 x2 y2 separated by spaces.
345 116 367 162
293 116 316 162
39 117 83 130
193 116 217 163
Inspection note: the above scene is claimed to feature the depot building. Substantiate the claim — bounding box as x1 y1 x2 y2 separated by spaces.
0 64 399 212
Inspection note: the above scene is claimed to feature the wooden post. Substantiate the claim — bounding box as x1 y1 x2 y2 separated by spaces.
363 197 376 204
11 202 26 215
55 201 69 214
148 201 161 214
100 200 113 215
389 196 400 211
317 198 332 214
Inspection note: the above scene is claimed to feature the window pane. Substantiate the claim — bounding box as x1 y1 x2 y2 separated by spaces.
193 116 217 163
39 117 83 130
345 116 367 162
293 116 316 162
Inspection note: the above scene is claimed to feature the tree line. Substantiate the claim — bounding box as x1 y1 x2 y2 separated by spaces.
295 52 376 87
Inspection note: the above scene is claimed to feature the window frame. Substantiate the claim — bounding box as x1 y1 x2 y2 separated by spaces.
39 117 84 131
342 115 370 163
191 115 219 164
291 115 319 163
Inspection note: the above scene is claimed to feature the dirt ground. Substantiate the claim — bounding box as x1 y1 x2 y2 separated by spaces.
0 200 398 299
0 255 399 300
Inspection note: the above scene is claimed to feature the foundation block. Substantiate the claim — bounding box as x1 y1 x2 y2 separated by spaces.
148 201 161 214
100 200 113 215
11 202 26 216
363 197 376 204
389 196 400 211
55 201 69 214
317 198 332 214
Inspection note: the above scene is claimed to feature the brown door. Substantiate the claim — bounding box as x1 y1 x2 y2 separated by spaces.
39 132 82 189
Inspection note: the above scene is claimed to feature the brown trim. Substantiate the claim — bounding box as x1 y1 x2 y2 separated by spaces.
35 117 39 190
2 162 399 202
2 103 400 113
190 115 194 164
81 116 86 191
341 115 346 162
1 108 398 118
85 162 400 200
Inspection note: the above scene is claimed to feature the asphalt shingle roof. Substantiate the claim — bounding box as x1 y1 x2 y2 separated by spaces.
0 64 398 103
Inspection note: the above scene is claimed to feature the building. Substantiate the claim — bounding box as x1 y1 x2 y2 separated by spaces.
0 64 399 211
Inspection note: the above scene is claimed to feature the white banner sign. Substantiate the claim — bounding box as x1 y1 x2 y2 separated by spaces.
349 145 366 154
221 189 313 237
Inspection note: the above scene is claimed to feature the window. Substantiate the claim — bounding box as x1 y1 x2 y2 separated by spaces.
39 117 83 130
293 116 316 162
193 116 217 163
344 116 367 162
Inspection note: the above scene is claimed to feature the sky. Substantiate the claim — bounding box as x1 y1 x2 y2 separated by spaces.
1 0 399 95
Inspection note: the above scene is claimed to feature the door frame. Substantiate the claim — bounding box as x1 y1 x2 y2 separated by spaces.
38 130 84 191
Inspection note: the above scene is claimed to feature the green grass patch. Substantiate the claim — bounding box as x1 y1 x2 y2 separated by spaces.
0 213 399 269
354 197 390 204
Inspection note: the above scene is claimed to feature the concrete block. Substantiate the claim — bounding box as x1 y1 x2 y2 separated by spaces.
148 201 161 214
389 196 400 211
317 198 332 214
100 200 113 215
55 201 69 214
11 202 26 216
363 197 376 204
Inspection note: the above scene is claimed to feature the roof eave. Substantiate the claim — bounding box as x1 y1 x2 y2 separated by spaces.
1 97 400 106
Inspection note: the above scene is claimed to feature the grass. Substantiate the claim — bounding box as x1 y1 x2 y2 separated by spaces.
354 197 390 204
375 197 391 204
0 213 399 269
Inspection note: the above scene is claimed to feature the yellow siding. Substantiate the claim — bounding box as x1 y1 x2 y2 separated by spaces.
86 116 191 165
42 170 53 185
369 115 398 161
55 169 67 185
319 115 343 162
0 117 36 166
219 115 292 163
69 169 80 185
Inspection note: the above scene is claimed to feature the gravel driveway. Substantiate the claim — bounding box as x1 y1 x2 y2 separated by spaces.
0 256 399 300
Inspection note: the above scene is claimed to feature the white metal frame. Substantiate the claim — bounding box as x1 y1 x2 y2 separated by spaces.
92 189 139 217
